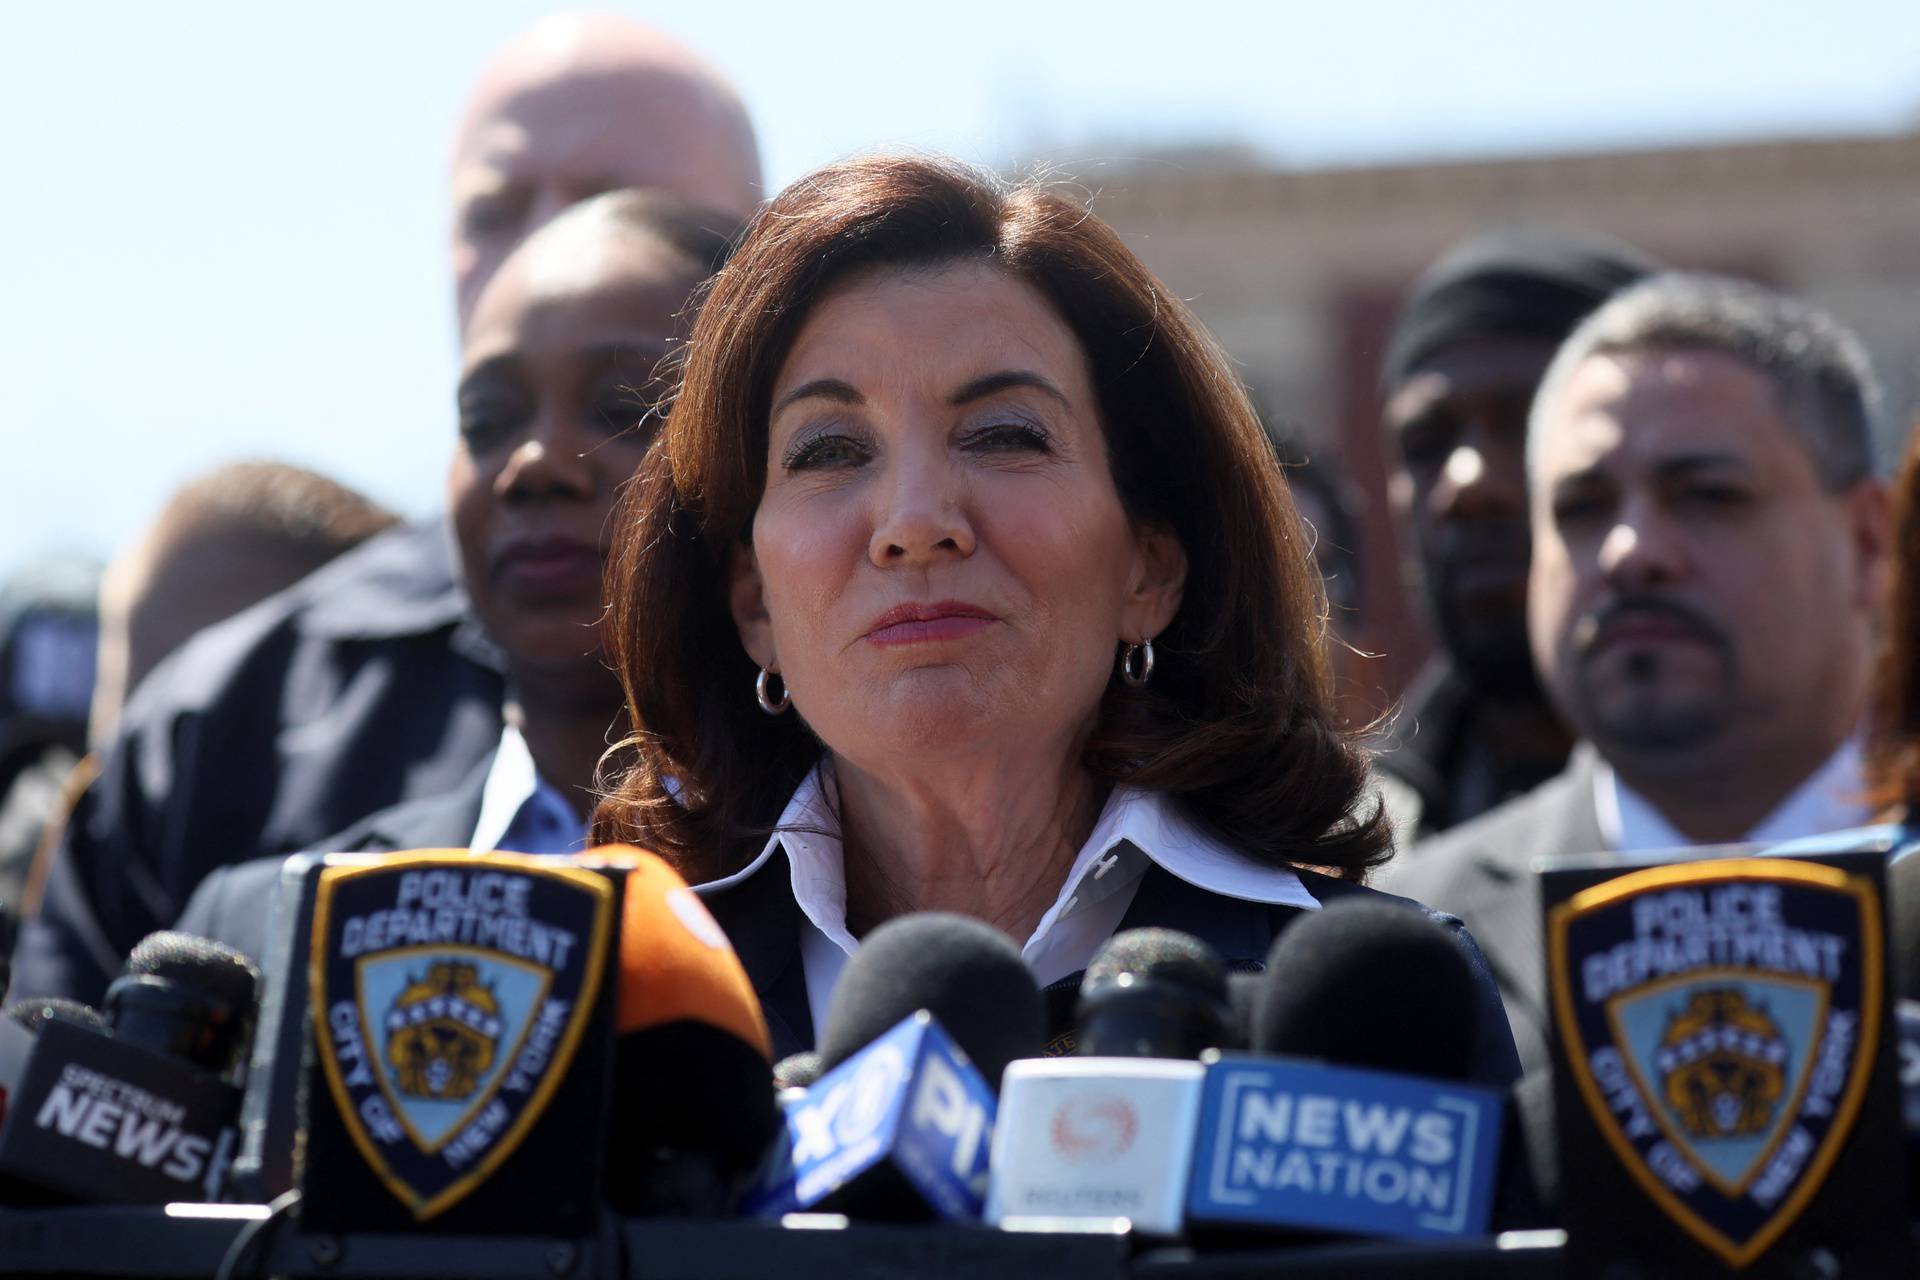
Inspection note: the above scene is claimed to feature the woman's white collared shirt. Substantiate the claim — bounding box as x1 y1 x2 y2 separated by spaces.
697 765 1322 1031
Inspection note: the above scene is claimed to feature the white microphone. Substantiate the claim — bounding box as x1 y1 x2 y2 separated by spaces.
987 1056 1204 1234
986 929 1227 1235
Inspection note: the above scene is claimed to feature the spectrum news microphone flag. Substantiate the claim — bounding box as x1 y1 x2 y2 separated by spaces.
1541 840 1915 1276
285 845 771 1235
0 934 258 1205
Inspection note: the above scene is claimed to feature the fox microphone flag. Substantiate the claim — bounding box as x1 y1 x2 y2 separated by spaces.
743 1011 998 1222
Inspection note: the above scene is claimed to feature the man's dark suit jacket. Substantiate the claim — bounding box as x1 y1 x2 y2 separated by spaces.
178 775 1524 1091
15 521 505 1004
174 752 494 964
1383 744 1606 1077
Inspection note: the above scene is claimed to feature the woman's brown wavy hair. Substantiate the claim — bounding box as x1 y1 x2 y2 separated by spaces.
1865 419 1920 815
590 154 1390 881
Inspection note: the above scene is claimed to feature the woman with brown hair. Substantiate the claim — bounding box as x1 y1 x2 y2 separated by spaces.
593 154 1519 1080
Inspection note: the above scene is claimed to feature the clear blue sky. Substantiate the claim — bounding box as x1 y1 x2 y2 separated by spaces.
5 0 1917 578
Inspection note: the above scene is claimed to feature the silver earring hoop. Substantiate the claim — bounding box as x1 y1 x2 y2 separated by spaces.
1119 638 1155 688
755 667 791 715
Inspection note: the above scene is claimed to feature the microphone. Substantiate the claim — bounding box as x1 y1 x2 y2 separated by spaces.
292 850 626 1235
1073 928 1234 1059
225 852 326 1202
988 928 1227 1234
1250 898 1479 1079
1185 899 1507 1243
1541 847 1916 1274
0 999 104 1134
1225 970 1261 1051
273 846 773 1229
773 1051 824 1091
0 934 258 1204
1494 1067 1558 1231
596 847 779 1215
107 932 258 1076
7 997 109 1035
1889 842 1919 1001
815 911 1044 1090
744 912 1042 1222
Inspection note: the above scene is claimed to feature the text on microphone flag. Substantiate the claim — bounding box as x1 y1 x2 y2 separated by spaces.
307 852 615 1220
1547 858 1883 1269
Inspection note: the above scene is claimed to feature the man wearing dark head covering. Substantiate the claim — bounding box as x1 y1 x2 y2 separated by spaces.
1375 228 1657 840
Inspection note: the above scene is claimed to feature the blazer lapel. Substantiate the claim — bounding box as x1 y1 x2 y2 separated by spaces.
1114 855 1296 969
1029 858 1306 1052
326 753 494 854
696 847 814 1060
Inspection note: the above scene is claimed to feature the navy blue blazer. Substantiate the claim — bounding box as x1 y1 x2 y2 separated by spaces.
695 848 1523 1088
173 752 494 964
176 779 1523 1091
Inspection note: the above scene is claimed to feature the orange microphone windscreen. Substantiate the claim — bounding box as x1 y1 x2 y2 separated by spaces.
569 845 771 1061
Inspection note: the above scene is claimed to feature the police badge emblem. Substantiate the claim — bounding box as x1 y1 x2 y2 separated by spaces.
1547 858 1883 1268
308 853 614 1219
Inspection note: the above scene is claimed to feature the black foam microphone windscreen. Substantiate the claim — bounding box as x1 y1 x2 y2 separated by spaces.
816 912 1042 1090
107 932 259 1076
1225 970 1261 1051
773 1051 824 1091
6 998 107 1035
0 934 251 1205
593 847 778 1215
1075 928 1232 1059
1252 897 1480 1082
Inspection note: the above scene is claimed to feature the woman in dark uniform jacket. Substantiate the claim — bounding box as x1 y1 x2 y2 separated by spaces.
591 154 1522 1083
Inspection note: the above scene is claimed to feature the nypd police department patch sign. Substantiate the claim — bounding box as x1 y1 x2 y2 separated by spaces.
1547 858 1882 1268
309 854 614 1220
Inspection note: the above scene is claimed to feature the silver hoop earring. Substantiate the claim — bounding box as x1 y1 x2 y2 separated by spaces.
755 667 791 716
1119 638 1155 688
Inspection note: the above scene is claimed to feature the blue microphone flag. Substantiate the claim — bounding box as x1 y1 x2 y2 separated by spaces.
743 1012 996 1221
1186 1054 1504 1241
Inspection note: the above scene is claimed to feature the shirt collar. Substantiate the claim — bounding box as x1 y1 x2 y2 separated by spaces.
470 721 588 855
1595 736 1870 853
699 762 1321 961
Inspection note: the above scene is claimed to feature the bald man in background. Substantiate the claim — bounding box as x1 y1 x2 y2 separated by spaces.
13 14 762 1002
450 14 758 324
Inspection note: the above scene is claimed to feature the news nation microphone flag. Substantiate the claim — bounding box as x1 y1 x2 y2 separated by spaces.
744 1012 997 1221
306 853 615 1221
1545 850 1913 1273
1185 1055 1505 1241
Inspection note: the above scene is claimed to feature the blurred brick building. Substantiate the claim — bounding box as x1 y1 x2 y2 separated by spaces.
1085 131 1920 717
